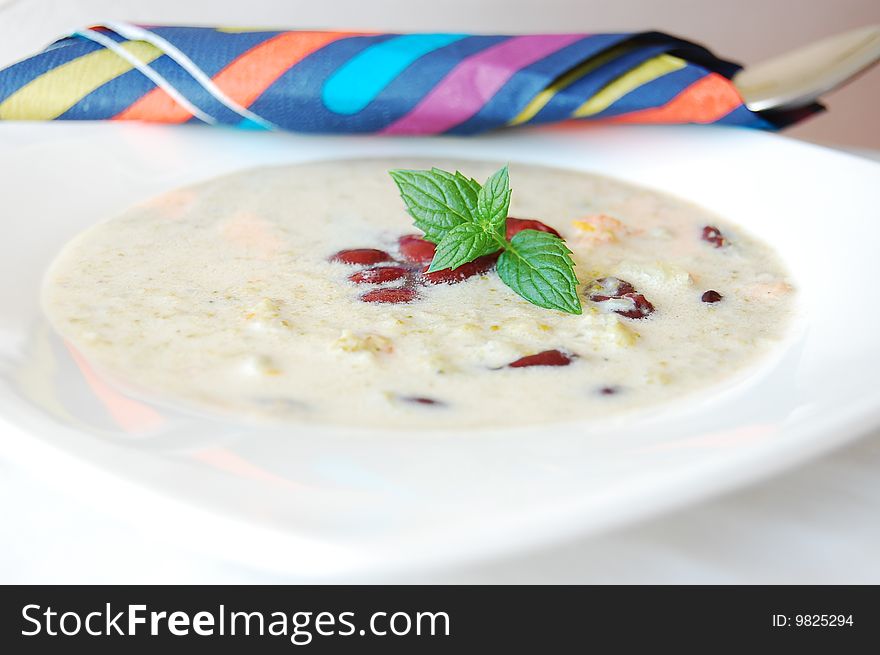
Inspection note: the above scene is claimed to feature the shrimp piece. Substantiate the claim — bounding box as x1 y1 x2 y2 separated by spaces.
571 214 629 244
220 211 284 258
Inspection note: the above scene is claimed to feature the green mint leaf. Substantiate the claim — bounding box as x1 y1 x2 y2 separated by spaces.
388 168 480 242
475 164 510 236
454 170 482 199
495 230 582 314
428 223 501 272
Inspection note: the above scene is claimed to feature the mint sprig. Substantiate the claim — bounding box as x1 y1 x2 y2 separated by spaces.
389 165 582 315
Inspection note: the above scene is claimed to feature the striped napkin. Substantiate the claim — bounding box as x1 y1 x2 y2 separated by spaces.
0 23 818 134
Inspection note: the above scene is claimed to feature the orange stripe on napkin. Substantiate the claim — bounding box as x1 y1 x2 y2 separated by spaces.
605 72 744 125
115 31 356 123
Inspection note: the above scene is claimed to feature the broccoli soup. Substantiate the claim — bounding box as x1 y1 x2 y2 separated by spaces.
42 159 794 428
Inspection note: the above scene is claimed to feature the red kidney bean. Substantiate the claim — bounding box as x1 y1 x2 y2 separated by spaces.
701 225 726 248
508 349 574 368
331 248 394 265
420 252 501 284
613 293 655 319
588 276 636 301
505 217 561 240
360 287 418 304
349 266 410 284
397 235 437 264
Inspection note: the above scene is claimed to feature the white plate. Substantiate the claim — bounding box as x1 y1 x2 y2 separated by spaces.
1 122 879 579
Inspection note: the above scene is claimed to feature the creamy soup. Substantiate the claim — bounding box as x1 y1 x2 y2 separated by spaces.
42 159 794 428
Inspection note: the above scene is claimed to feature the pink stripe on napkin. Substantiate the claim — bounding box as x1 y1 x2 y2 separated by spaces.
382 34 584 135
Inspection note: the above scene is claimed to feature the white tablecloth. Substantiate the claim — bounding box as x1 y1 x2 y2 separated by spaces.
1 0 878 583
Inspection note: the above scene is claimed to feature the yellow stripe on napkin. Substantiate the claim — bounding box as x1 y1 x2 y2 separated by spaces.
509 44 635 126
573 54 686 118
0 41 162 120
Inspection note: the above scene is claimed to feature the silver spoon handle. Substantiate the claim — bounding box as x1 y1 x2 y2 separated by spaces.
733 25 880 113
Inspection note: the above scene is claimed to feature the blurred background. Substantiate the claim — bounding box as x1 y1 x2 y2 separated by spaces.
0 0 877 146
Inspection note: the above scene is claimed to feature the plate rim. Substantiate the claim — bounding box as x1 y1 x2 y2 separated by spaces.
2 121 880 578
